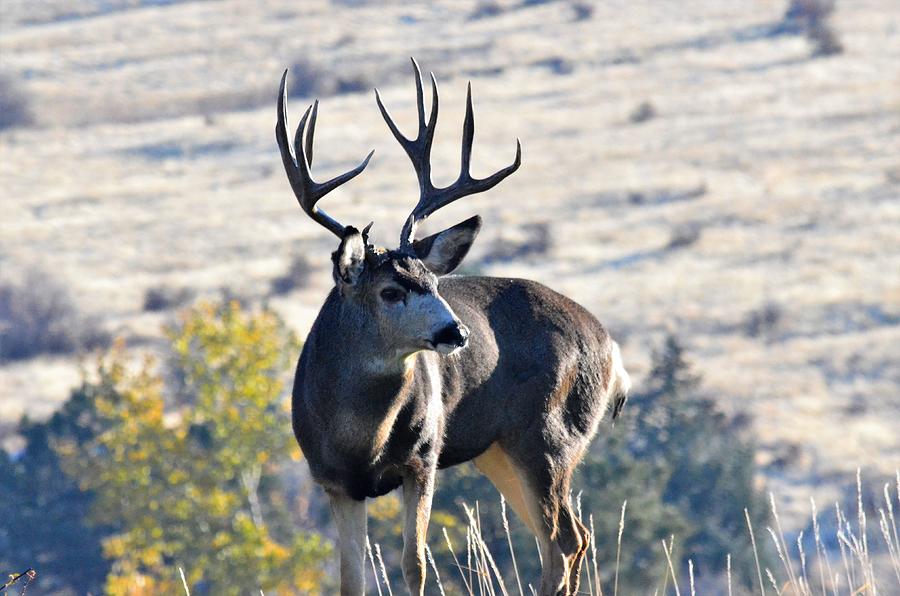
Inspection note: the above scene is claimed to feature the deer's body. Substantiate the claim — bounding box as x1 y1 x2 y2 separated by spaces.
276 60 630 595
294 275 621 498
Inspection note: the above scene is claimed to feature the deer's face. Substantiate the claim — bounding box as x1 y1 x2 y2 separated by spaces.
332 217 481 357
368 255 467 356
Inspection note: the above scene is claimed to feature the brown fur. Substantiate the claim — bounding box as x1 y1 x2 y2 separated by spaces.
293 264 630 595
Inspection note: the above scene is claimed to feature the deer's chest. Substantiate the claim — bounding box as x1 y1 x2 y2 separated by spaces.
297 365 444 501
316 396 439 500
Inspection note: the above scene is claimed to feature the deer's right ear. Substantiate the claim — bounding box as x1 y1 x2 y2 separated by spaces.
412 215 482 276
332 227 366 288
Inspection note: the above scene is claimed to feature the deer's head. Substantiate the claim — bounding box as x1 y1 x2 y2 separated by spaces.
276 59 520 358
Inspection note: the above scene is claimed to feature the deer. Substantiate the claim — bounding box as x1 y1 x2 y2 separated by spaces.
276 59 631 596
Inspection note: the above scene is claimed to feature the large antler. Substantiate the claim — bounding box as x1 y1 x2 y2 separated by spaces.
276 70 374 238
375 58 521 248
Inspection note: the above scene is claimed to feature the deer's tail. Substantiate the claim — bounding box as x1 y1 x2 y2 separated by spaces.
609 340 631 419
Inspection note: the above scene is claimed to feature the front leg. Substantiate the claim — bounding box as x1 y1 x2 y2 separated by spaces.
328 491 368 596
401 464 436 595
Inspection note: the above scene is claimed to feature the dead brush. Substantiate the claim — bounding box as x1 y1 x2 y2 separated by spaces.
173 470 900 594
165 471 900 596
2 568 36 595
783 0 844 57
355 470 898 596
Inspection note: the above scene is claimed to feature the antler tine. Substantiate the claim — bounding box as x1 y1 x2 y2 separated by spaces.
405 133 521 239
276 70 374 238
433 81 522 212
375 58 440 200
413 58 426 134
380 61 521 247
460 83 475 177
294 99 318 168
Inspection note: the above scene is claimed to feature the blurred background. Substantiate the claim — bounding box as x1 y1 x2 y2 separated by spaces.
1 0 898 594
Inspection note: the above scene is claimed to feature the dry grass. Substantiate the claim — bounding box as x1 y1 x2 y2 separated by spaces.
1 0 899 530
169 473 900 594
0 568 36 595
355 472 900 595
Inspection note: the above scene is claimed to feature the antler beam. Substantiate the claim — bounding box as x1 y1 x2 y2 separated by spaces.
375 58 521 248
276 70 374 238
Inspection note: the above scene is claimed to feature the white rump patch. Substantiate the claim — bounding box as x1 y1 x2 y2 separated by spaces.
610 341 631 397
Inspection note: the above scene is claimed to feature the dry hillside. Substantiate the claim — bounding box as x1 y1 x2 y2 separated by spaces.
1 0 899 528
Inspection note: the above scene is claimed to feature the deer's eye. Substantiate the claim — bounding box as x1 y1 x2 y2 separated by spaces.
380 287 405 304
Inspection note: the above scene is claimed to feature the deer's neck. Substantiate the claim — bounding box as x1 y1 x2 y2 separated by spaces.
322 294 418 389
308 293 440 459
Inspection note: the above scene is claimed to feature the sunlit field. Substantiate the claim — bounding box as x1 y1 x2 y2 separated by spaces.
2 0 899 593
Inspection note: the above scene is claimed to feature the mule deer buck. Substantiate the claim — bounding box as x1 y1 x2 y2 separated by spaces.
276 59 630 596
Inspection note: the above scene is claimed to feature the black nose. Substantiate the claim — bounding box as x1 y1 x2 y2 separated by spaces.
433 323 469 348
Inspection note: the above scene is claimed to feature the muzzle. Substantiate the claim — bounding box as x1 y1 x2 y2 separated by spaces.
430 322 470 354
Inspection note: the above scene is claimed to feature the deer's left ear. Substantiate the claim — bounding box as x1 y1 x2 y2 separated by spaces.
413 215 482 276
332 226 367 287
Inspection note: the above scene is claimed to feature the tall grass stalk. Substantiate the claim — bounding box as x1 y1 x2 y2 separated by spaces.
500 496 525 596
798 530 810 593
769 491 801 590
836 501 855 591
466 527 480 586
425 544 447 596
575 492 593 596
366 536 385 596
764 567 780 593
727 553 733 596
374 543 393 596
688 559 695 596
589 514 602 596
444 527 474 595
614 500 626 596
811 497 834 596
464 503 509 595
746 506 767 596
179 567 190 595
878 485 900 586
661 536 682 596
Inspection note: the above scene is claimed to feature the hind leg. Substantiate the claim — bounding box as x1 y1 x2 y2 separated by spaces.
560 503 592 594
511 453 587 596
474 441 584 595
474 442 540 535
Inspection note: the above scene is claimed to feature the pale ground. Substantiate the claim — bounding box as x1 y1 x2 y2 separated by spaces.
1 0 899 528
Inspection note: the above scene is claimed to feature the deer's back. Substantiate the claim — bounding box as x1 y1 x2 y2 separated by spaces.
436 276 616 468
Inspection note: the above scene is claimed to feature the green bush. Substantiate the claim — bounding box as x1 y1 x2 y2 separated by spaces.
0 301 333 595
0 383 114 595
580 336 770 590
56 302 331 595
